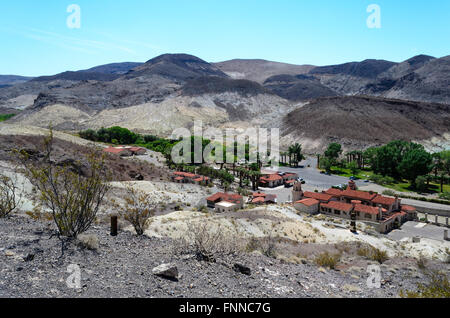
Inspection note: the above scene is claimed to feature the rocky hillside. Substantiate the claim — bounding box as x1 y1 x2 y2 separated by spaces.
0 75 33 86
282 96 450 152
214 59 314 83
1 53 449 152
263 74 339 101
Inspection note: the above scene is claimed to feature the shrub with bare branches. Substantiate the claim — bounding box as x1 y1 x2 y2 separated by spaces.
0 172 23 217
112 185 158 235
174 221 242 262
18 128 110 239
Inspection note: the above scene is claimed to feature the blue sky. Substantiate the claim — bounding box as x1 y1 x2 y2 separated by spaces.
0 0 448 76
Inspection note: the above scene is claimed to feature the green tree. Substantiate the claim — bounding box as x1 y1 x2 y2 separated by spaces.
324 143 342 162
347 161 359 175
398 147 432 187
320 157 332 173
363 147 378 169
415 176 428 192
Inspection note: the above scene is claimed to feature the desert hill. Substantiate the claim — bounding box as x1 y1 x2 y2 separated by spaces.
282 96 450 152
213 59 314 83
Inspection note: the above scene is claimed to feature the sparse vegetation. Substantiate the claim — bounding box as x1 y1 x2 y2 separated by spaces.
0 173 23 218
18 128 110 239
357 246 389 263
174 221 241 262
112 185 159 235
314 252 340 269
400 271 450 298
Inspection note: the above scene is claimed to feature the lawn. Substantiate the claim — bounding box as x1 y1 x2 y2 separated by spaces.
328 166 450 195
328 166 374 180
0 113 16 122
384 181 450 194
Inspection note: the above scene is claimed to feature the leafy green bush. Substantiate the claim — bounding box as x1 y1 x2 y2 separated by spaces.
415 175 428 192
0 113 16 122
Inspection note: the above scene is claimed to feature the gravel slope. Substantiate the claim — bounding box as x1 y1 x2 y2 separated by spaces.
1 215 448 298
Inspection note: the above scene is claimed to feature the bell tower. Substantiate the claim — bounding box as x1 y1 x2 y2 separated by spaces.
292 181 304 202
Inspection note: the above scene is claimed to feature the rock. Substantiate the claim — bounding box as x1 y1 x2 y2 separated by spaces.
152 263 178 280
318 267 327 273
77 234 99 251
343 284 362 293
23 253 35 262
233 263 251 276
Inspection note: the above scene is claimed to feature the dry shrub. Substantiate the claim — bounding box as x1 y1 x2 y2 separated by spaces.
315 252 340 269
357 245 389 263
173 221 242 262
0 173 23 217
416 255 428 270
245 235 278 258
18 128 110 239
112 185 159 235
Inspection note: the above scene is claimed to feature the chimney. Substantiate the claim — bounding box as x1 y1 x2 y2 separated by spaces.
378 205 383 220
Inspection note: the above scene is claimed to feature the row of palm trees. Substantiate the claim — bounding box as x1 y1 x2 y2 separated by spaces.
280 143 304 167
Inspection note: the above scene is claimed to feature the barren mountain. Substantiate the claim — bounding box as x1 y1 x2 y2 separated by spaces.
282 96 450 152
263 74 339 101
126 54 228 81
0 75 33 86
82 62 143 75
377 55 450 104
306 59 397 95
213 59 314 83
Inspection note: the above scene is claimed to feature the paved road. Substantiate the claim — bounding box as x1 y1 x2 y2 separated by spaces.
266 156 367 191
387 221 450 243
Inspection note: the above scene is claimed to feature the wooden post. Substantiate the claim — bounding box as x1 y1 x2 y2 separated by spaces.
111 215 118 236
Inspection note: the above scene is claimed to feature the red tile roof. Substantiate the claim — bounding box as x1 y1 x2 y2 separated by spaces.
341 189 377 201
252 197 265 204
372 195 396 206
174 177 184 181
303 191 333 202
295 198 319 207
173 171 197 178
260 174 283 182
401 205 416 212
253 192 266 197
325 188 343 196
354 204 380 215
103 147 130 154
321 201 353 212
206 192 243 204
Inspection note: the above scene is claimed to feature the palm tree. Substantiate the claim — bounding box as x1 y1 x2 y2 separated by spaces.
288 143 303 167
